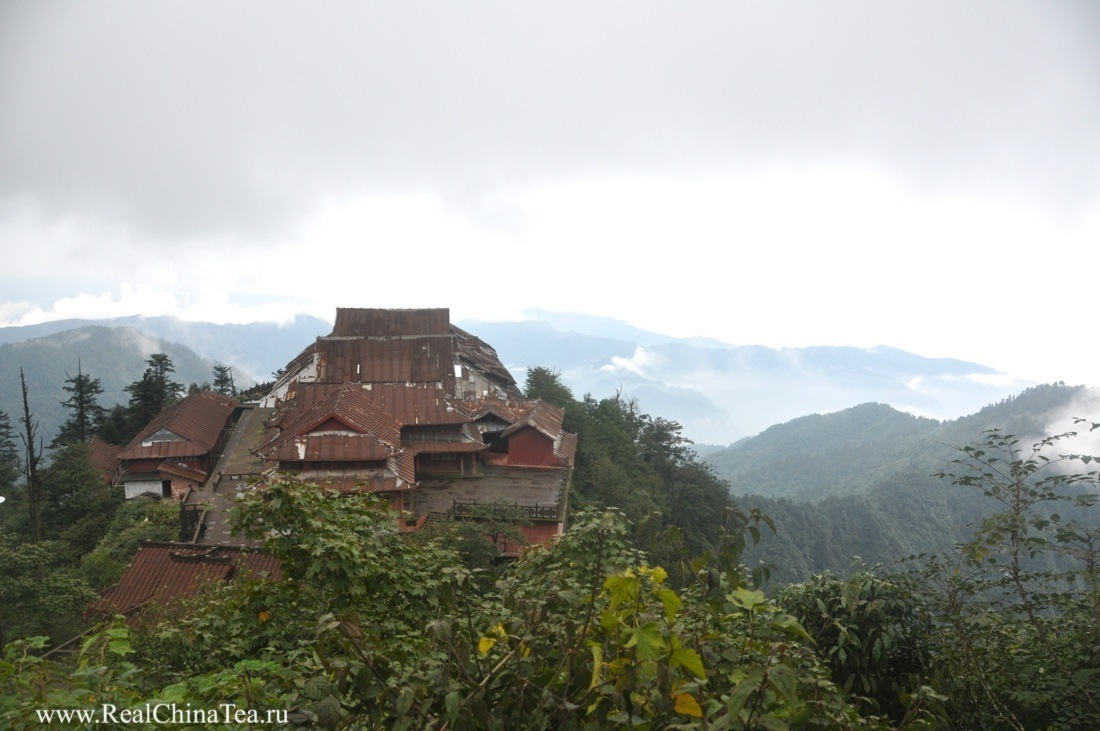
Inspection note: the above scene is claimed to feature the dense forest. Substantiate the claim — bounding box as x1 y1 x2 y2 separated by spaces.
1 360 1099 728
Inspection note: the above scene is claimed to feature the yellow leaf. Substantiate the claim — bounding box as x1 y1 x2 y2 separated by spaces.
478 636 497 655
674 693 703 718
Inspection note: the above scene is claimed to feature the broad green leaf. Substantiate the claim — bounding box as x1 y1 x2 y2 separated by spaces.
625 622 666 660
669 647 706 679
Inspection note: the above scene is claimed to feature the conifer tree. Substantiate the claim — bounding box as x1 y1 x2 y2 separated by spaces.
50 361 105 448
212 363 236 396
124 353 184 435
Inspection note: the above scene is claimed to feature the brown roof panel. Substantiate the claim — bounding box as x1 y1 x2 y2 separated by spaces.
273 433 399 461
332 308 451 337
260 384 403 460
368 383 470 424
119 391 237 460
452 325 519 393
317 337 455 385
89 542 281 621
88 436 121 483
500 400 566 441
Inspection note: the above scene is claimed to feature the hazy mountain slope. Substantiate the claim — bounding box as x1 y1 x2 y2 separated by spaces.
0 327 218 448
706 383 1097 582
0 314 331 381
1 309 1040 445
462 313 1032 444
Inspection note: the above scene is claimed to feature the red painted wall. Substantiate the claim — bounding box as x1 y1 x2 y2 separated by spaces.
507 428 558 467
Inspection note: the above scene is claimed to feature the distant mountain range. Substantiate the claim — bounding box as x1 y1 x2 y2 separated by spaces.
460 309 1034 444
0 309 1042 446
700 383 1100 582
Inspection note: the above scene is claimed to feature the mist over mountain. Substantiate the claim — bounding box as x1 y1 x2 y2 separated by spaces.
0 326 230 448
461 310 1034 444
0 314 331 382
0 309 1040 446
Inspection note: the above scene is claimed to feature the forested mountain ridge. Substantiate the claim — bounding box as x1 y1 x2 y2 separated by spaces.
703 383 1100 583
0 326 230 448
706 383 1092 501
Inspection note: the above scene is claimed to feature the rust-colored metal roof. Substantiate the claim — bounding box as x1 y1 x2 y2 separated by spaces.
366 383 470 424
500 400 565 441
261 384 402 458
392 450 416 484
499 400 576 465
452 326 519 393
88 436 121 484
332 308 451 337
157 462 208 482
287 470 404 493
273 433 398 462
118 391 237 461
316 336 456 385
88 542 281 621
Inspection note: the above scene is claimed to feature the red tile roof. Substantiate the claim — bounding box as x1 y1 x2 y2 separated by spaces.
317 336 456 385
88 436 121 484
332 307 451 337
88 542 280 622
262 384 403 458
118 391 237 461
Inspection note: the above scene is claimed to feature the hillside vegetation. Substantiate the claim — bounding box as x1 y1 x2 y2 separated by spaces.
705 383 1094 582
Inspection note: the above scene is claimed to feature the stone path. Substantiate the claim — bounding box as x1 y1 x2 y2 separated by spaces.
184 405 272 546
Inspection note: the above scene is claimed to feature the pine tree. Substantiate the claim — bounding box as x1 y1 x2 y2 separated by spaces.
50 361 105 448
212 364 236 396
124 353 184 434
0 409 17 492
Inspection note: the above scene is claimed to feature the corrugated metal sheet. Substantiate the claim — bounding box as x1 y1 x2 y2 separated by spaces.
89 542 281 621
88 437 120 484
332 308 451 337
317 336 455 385
118 391 236 460
451 326 519 393
260 384 403 460
500 400 565 441
273 433 398 461
368 383 470 424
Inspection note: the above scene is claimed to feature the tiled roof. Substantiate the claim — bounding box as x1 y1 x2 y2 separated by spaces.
272 433 399 462
261 384 403 460
316 336 456 385
118 391 237 461
332 307 451 337
88 542 280 621
88 436 121 484
500 400 566 441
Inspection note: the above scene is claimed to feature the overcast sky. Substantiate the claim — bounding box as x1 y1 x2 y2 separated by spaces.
2 1 1098 386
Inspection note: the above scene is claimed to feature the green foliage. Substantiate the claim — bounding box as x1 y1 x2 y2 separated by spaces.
920 424 1100 729
1 477 882 730
80 498 180 589
0 409 20 493
123 353 185 442
523 365 575 408
780 571 940 724
212 363 236 396
40 442 121 559
0 537 95 649
49 362 105 448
